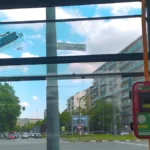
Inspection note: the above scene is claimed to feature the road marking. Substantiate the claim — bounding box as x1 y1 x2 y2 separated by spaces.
115 141 148 147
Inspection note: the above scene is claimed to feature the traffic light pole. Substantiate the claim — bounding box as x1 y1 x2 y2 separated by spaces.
46 7 60 150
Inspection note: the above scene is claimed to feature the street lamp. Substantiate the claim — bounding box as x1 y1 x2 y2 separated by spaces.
78 96 84 135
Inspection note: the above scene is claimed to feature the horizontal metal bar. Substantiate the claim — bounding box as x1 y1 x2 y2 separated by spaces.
0 72 144 82
0 53 146 66
0 0 140 10
0 15 141 25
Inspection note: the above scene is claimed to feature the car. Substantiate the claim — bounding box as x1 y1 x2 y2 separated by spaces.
8 134 16 140
22 132 29 139
120 132 130 135
31 133 36 138
34 133 42 138
14 133 19 139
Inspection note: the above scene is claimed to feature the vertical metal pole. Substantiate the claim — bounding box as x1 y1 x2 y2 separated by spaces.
113 95 116 135
113 100 115 134
103 108 104 131
142 0 149 81
46 7 60 150
71 111 73 135
146 0 150 149
79 99 81 136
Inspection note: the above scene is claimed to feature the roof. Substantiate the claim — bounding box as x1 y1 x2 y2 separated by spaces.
0 0 140 9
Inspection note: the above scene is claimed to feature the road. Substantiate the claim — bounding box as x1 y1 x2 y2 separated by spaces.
0 139 148 150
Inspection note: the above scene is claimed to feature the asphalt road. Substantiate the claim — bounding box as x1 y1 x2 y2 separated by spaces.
0 139 148 150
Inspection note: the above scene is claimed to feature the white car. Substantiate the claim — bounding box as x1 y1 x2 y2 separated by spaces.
120 132 130 135
22 133 29 139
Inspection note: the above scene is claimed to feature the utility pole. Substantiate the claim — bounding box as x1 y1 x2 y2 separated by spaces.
46 7 60 150
103 107 104 131
113 99 116 134
79 98 81 136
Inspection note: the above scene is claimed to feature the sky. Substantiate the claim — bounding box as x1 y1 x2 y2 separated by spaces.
0 2 142 119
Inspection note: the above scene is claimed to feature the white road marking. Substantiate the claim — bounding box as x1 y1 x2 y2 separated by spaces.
115 141 148 147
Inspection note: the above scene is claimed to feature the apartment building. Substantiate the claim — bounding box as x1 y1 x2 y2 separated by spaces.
92 35 145 128
67 90 86 113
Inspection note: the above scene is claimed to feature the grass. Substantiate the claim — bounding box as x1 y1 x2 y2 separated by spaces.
60 134 137 142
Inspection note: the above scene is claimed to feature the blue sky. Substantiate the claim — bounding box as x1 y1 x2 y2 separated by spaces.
0 3 141 119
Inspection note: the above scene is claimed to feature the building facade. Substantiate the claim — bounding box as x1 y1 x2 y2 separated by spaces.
17 118 43 127
44 109 46 118
67 90 86 113
84 86 93 110
92 35 146 128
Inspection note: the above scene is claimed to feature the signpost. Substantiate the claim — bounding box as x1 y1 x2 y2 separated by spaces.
61 126 65 132
57 43 86 51
137 113 150 136
132 82 150 139
72 115 89 134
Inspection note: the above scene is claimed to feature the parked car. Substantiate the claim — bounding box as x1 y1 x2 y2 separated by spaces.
8 134 16 139
31 133 36 138
14 133 19 139
22 132 29 139
34 133 42 138
120 132 130 135
0 133 4 139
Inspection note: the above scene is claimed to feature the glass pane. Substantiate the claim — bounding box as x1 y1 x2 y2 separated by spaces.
0 2 146 150
0 18 142 58
0 3 142 60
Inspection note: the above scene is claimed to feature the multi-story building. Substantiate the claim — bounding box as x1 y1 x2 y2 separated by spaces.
44 109 47 118
84 86 93 110
92 35 146 128
17 118 43 127
67 96 74 113
67 90 86 113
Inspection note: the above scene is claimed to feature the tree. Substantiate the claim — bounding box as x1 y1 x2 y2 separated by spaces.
0 83 21 132
59 111 71 132
89 99 120 133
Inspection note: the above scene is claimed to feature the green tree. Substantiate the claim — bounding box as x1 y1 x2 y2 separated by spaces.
0 83 21 132
89 99 120 133
34 121 43 126
60 111 71 132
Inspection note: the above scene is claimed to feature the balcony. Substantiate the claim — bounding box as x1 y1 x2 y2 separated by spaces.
122 103 131 108
120 112 131 116
124 61 143 72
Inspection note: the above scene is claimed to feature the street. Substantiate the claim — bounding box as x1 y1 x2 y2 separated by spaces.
0 139 148 150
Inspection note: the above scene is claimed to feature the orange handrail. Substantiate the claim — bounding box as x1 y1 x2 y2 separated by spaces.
142 0 149 81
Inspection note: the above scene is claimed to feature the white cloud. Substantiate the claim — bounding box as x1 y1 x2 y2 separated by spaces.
97 2 141 15
0 54 12 58
0 7 77 30
21 52 39 58
68 63 101 74
66 7 141 73
25 34 44 40
20 101 29 107
32 96 38 101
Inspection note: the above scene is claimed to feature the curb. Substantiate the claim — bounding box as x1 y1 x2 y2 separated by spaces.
86 140 141 142
65 139 141 143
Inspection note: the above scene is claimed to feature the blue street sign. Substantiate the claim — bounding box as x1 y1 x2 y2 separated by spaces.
0 32 23 48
